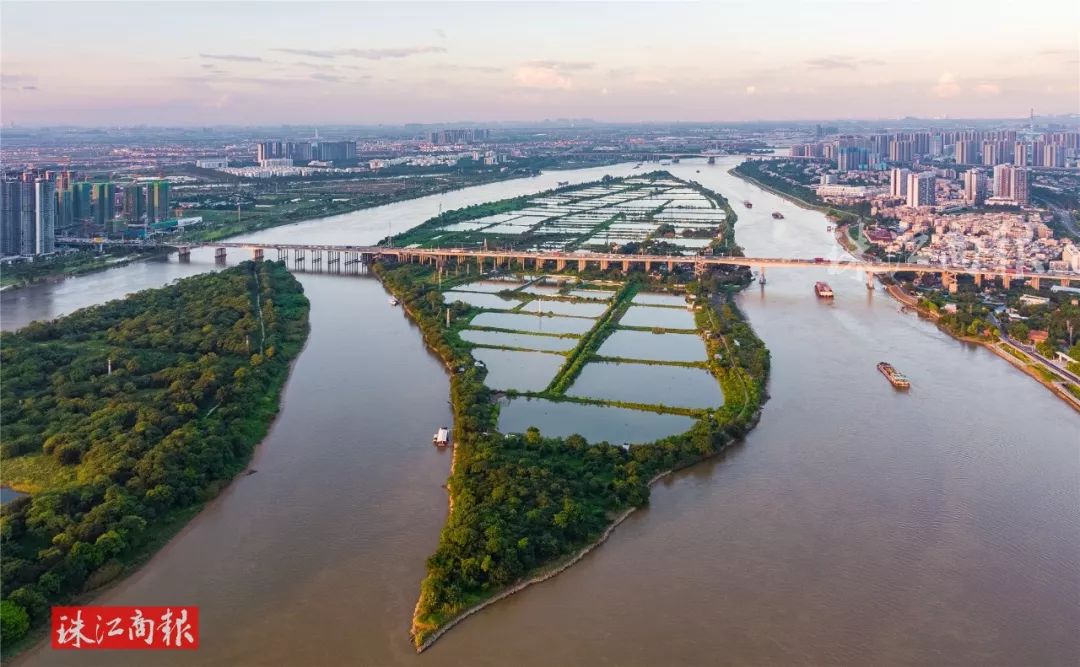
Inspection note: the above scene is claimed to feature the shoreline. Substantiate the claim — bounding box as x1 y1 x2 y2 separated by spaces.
730 159 1080 416
413 402 762 654
379 263 768 652
2 263 312 661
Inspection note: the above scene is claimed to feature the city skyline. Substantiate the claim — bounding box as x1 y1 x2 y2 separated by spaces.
2 0 1078 127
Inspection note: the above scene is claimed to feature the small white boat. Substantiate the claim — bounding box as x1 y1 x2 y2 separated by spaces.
389 297 399 306
433 427 450 446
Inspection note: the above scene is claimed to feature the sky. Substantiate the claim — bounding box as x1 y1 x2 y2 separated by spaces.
1 0 1078 126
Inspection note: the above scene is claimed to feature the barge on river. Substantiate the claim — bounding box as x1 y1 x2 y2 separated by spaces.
433 427 450 446
877 362 910 389
814 281 834 298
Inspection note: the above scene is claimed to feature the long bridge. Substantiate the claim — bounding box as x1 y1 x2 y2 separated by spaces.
161 241 1080 290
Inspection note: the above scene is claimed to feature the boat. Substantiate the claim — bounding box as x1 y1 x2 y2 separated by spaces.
433 426 450 446
388 297 399 306
772 211 784 219
743 200 753 208
556 180 569 187
877 362 910 389
814 281 834 298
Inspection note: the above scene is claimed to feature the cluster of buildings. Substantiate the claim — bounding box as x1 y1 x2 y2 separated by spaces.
0 169 174 256
255 138 358 164
904 210 1070 273
426 128 491 145
791 130 1078 171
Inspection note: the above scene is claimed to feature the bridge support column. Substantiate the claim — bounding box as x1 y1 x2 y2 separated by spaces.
311 252 322 271
644 260 652 273
974 273 983 287
1031 276 1041 291
942 271 957 293
621 259 630 273
866 271 875 290
214 247 226 263
695 261 706 277
600 260 609 271
1002 274 1011 290
252 248 264 261
556 259 566 271
578 258 586 272
277 248 286 261
759 267 766 285
667 260 674 272
177 246 191 262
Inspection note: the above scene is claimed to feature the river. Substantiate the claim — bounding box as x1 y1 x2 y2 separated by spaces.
8 159 1078 666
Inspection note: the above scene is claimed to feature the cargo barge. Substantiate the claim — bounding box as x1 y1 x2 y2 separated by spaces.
877 362 910 389
814 281 834 298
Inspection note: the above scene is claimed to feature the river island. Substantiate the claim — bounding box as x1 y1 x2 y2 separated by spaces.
0 261 310 654
370 173 771 649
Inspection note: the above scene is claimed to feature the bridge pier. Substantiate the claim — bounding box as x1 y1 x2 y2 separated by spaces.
758 267 766 285
942 271 957 293
1031 276 1041 291
600 260 609 271
214 247 226 263
621 259 630 273
556 259 566 271
177 246 191 262
1002 274 1012 290
252 248 264 261
578 258 586 272
865 271 875 290
667 260 674 272
644 260 652 273
328 251 340 271
311 251 322 271
277 248 286 261
974 273 983 287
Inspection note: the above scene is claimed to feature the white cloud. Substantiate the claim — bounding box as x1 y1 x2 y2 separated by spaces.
974 82 1003 95
514 65 573 90
745 85 757 95
932 72 960 98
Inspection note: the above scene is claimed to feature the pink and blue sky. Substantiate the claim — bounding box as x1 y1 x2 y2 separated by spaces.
1 1 1077 126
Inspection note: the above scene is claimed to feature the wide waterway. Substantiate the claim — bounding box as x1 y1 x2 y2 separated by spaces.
8 158 1078 666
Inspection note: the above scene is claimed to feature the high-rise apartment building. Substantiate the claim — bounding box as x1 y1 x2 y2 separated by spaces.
906 171 935 208
18 180 35 255
34 179 56 254
256 140 284 162
888 140 913 163
0 179 21 255
962 169 987 206
1011 167 1029 206
955 140 978 165
1013 142 1028 166
92 182 116 228
1044 144 1065 168
993 164 1013 199
124 184 145 224
147 181 170 223
890 167 910 199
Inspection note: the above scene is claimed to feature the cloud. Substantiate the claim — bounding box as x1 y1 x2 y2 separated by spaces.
272 46 446 60
512 59 594 90
524 59 594 71
745 85 757 95
805 55 885 70
514 65 574 90
310 72 343 82
931 71 960 98
200 53 263 62
437 63 503 73
974 82 1003 95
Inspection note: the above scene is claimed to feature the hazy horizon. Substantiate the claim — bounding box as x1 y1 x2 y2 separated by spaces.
2 1 1078 126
